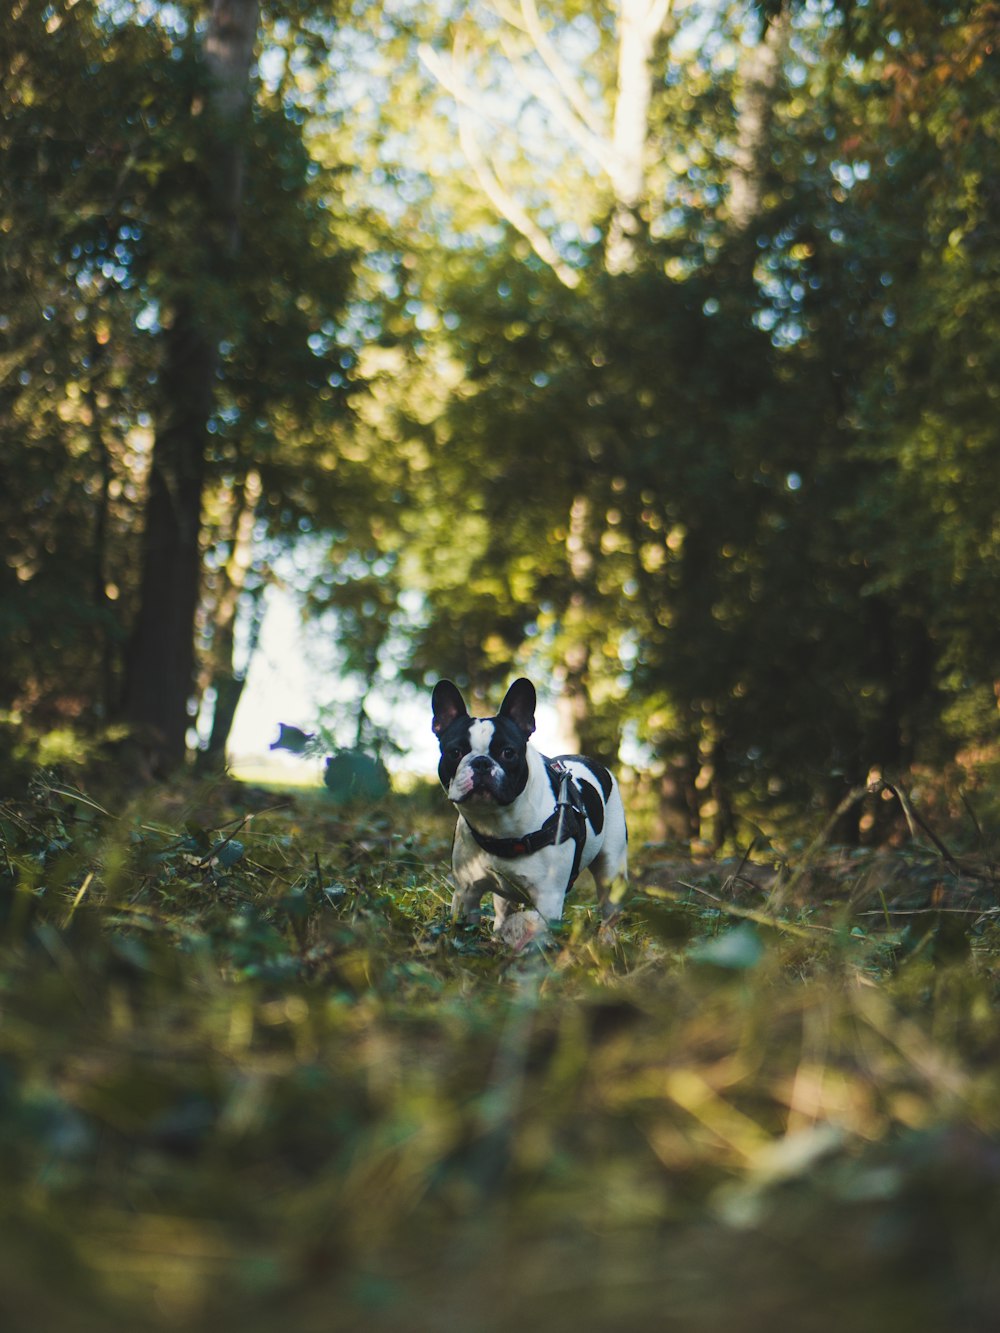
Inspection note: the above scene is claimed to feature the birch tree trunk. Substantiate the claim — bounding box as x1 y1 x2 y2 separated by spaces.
605 0 671 274
728 16 788 234
557 1 674 754
122 0 259 769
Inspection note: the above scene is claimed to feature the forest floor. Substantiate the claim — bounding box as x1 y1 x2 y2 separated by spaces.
1 770 1000 1332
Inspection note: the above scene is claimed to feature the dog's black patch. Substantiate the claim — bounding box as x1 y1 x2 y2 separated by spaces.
555 755 614 802
486 715 532 800
434 714 470 789
577 778 605 834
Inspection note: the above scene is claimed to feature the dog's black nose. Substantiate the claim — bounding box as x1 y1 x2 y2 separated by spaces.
470 755 492 772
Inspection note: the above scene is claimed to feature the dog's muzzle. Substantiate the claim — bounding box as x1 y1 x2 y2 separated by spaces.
454 754 503 803
469 755 497 790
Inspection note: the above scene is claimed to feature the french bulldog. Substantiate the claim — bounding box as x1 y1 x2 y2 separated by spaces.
432 677 628 948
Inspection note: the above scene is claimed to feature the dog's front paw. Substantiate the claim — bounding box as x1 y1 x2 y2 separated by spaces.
495 910 547 950
451 885 484 924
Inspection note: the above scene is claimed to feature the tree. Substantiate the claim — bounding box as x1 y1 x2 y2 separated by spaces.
1 0 360 771
1 0 177 730
121 0 260 768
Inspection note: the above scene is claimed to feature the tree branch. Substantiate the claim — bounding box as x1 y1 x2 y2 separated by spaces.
455 103 581 288
419 40 581 288
646 0 675 43
422 0 681 282
497 30 618 179
515 0 608 143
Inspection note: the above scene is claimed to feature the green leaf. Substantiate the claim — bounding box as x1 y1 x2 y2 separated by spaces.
323 750 390 802
214 839 245 868
688 923 764 971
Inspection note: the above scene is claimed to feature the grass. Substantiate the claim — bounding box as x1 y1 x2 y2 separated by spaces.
1 770 1000 1331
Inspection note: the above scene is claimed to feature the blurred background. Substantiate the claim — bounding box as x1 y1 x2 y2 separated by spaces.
3 0 999 843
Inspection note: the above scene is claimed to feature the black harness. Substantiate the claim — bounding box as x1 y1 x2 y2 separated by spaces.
460 759 591 892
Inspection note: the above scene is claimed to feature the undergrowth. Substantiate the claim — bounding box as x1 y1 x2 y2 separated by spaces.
1 773 1000 1332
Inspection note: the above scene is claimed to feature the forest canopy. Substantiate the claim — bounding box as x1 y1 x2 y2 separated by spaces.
2 0 999 841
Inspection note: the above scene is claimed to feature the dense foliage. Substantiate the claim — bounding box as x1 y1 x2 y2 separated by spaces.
2 778 1000 1329
2 0 998 839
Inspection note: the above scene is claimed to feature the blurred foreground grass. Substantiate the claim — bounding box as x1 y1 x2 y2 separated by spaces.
1 773 1000 1332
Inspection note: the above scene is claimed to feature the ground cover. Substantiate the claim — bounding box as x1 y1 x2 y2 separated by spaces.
1 773 999 1332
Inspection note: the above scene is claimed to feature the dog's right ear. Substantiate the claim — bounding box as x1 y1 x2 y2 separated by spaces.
432 680 469 736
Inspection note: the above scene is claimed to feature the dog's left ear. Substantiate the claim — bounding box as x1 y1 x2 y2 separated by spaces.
498 677 536 737
432 680 469 736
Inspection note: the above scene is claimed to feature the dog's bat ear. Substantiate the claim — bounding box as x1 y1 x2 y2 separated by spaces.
499 677 536 736
432 680 468 735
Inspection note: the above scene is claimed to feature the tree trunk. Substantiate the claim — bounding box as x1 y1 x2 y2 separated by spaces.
198 468 263 769
85 333 116 718
606 0 671 274
728 16 788 234
122 310 215 766
202 657 253 767
561 2 674 748
654 749 700 843
121 0 259 770
556 493 596 754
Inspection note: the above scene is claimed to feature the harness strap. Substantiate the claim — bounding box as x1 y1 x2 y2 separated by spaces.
461 761 589 891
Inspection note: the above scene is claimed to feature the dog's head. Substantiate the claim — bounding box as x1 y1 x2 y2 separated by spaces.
431 677 536 807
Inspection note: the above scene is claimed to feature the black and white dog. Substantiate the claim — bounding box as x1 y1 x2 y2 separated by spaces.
432 677 628 948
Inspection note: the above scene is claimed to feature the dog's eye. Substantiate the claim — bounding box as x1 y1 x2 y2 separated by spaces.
499 746 517 762
448 745 466 760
